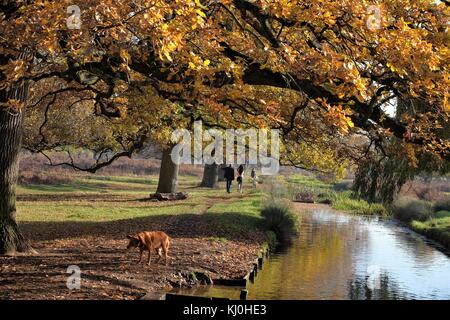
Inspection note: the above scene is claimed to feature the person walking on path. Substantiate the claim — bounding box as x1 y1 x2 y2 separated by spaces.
251 168 257 188
237 164 244 193
223 165 235 194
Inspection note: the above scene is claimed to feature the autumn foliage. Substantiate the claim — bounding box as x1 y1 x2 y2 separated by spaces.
0 0 447 169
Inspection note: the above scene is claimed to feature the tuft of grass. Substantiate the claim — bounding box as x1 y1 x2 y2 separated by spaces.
260 203 299 243
265 230 278 249
290 185 337 204
332 192 388 216
291 186 316 203
392 197 433 222
434 199 450 212
316 190 338 204
434 210 450 219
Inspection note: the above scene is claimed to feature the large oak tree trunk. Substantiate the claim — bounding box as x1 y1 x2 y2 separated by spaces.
0 57 31 254
200 163 219 188
156 147 179 193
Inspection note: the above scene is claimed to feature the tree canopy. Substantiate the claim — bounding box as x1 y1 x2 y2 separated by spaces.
1 0 449 169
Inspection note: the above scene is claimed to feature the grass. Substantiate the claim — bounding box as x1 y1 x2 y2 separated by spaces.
17 174 200 195
285 174 332 189
85 175 158 185
332 193 388 216
434 199 450 212
410 210 450 249
203 191 265 237
260 202 299 243
17 202 205 222
291 185 337 204
434 210 450 219
16 174 267 242
392 197 433 222
286 175 389 216
392 196 450 250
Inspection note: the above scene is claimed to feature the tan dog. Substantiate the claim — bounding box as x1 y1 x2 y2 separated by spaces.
126 231 171 265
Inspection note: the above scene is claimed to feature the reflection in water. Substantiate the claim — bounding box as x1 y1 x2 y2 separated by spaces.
177 210 450 300
349 273 409 300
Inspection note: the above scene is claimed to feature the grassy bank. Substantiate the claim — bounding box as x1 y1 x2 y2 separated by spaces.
285 174 388 216
410 211 450 249
393 198 450 250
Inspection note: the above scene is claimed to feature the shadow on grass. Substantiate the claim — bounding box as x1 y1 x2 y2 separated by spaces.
18 193 152 202
20 212 264 243
84 176 158 185
19 180 153 193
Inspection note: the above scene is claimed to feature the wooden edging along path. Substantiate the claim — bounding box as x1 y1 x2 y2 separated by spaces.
156 246 271 301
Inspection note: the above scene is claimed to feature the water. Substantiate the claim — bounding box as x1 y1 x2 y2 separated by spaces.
176 210 450 300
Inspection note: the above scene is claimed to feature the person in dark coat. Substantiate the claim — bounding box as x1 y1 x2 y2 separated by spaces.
223 165 235 193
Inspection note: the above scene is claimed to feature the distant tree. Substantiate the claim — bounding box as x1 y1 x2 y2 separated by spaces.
353 96 450 203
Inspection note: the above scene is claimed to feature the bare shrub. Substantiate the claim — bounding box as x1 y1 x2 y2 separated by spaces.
392 197 433 222
18 171 73 185
18 152 203 183
399 178 450 202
